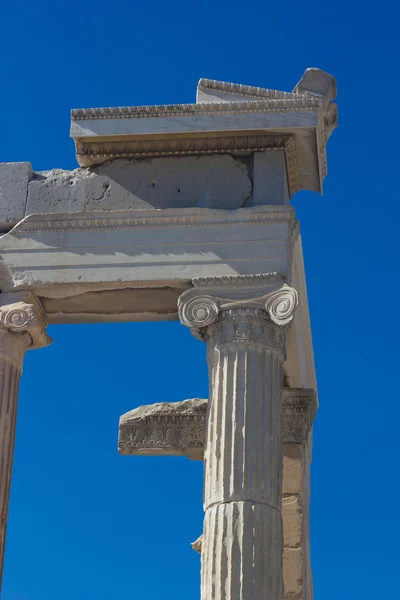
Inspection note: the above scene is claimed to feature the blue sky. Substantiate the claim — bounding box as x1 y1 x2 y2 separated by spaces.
1 0 399 598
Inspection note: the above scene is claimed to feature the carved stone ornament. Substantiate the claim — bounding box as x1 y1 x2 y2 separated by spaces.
119 399 207 460
282 388 317 443
0 292 51 349
178 274 299 340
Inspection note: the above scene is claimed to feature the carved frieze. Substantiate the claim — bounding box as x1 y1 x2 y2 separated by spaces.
119 399 207 460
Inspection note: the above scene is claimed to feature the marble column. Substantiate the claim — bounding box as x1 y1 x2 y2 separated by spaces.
0 293 51 587
282 388 317 600
179 274 299 600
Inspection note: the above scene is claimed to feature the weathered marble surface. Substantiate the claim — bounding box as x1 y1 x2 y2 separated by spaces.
0 163 32 231
177 276 299 600
0 150 290 229
119 399 207 460
0 293 50 587
125 390 316 600
70 68 338 194
27 155 252 215
0 206 294 294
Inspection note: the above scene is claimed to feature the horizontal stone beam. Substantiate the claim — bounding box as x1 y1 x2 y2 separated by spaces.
118 389 316 461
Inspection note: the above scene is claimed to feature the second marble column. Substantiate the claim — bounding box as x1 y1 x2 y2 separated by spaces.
179 275 299 600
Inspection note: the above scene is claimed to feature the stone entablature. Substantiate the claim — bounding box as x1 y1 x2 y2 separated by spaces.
0 67 337 596
70 69 337 195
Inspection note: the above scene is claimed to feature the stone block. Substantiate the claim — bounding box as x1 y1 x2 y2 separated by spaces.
26 155 252 215
0 162 32 231
294 67 336 106
283 547 303 599
282 495 302 548
283 443 303 496
253 151 289 205
119 399 207 459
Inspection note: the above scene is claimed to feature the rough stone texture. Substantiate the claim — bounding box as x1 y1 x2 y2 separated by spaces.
0 162 32 231
282 495 302 548
283 548 302 599
282 443 313 600
253 151 289 206
282 443 303 496
0 151 292 229
26 155 252 215
191 535 202 554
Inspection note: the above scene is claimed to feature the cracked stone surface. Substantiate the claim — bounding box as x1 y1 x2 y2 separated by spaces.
120 398 208 425
0 162 32 230
25 155 252 216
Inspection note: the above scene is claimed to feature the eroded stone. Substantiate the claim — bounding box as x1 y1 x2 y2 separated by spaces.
26 155 252 215
119 399 207 460
0 162 32 230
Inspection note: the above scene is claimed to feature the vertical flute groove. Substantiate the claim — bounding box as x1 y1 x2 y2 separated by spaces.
202 310 287 600
0 332 29 586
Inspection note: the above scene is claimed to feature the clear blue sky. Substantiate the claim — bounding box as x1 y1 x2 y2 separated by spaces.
1 1 399 598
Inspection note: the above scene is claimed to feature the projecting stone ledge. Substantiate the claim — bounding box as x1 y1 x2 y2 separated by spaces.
119 389 316 461
118 399 207 460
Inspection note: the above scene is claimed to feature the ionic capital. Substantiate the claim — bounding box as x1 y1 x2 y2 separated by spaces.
282 388 317 444
0 292 51 350
178 273 299 341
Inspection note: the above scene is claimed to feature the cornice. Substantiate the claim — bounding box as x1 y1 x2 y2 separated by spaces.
71 97 321 121
197 78 304 100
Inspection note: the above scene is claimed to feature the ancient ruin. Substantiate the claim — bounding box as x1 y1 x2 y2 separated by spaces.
0 68 337 598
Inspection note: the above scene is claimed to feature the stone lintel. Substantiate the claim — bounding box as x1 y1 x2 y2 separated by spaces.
0 206 296 297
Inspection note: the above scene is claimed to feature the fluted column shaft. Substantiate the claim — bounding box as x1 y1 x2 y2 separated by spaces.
202 308 286 600
178 275 298 600
0 293 51 588
0 331 30 582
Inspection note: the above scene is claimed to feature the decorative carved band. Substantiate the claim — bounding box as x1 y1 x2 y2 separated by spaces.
178 275 299 343
119 400 207 460
71 98 321 121
197 78 304 101
282 388 317 443
0 293 51 350
16 207 297 235
206 310 288 358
